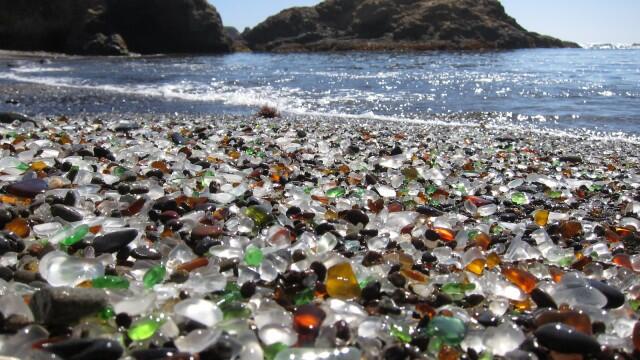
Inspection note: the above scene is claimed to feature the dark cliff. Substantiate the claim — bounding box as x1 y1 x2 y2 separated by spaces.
0 0 232 55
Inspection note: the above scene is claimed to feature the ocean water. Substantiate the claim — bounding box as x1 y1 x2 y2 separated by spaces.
0 49 639 134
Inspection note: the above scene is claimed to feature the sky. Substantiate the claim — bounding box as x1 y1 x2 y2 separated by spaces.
211 0 639 44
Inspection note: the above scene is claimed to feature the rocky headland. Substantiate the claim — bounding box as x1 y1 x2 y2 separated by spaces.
243 0 580 52
0 0 231 55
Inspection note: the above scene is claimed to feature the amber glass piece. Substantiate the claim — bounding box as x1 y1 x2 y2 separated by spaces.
89 225 102 234
512 298 532 311
438 345 461 360
486 252 500 269
463 196 492 207
400 268 428 283
338 164 350 174
473 232 491 250
151 160 170 173
465 258 485 275
615 227 633 237
415 303 436 318
633 322 640 352
324 209 338 221
30 161 48 171
549 266 564 283
122 198 146 217
326 263 361 300
387 202 403 213
559 220 582 239
502 267 537 294
533 209 550 226
293 304 326 346
177 257 209 272
4 218 30 238
534 309 592 335
604 229 621 243
311 195 329 205
433 227 456 242
612 254 633 270
368 199 384 214
0 194 31 206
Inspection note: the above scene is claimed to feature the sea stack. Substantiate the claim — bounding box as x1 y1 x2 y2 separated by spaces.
243 0 580 51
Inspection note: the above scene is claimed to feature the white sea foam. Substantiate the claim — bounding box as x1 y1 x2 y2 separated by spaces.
1 63 639 145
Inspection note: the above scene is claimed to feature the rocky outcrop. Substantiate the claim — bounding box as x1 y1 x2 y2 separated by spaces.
244 0 579 52
0 0 232 55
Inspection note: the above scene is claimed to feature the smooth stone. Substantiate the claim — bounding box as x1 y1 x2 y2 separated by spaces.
416 205 444 217
50 204 84 222
6 179 48 198
43 338 123 360
91 228 138 254
341 209 369 226
0 112 36 124
0 232 24 255
114 122 140 132
93 146 115 161
64 191 78 206
29 287 108 326
559 156 583 163
587 279 625 309
130 246 162 260
530 288 558 309
191 224 223 241
534 323 600 354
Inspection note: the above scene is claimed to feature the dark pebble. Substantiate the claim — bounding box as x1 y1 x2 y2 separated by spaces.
531 288 558 309
0 208 13 227
194 237 220 256
240 281 256 298
93 146 115 161
0 232 24 255
50 204 84 222
43 338 123 360
0 266 13 281
315 222 335 236
63 191 78 206
361 281 381 301
341 209 369 226
559 156 583 163
534 323 601 354
362 251 384 266
388 272 406 288
309 261 327 282
30 287 108 326
5 178 48 198
416 205 444 217
91 229 138 254
130 246 161 260
191 225 223 241
116 313 132 328
477 311 499 327
0 112 36 124
587 279 625 309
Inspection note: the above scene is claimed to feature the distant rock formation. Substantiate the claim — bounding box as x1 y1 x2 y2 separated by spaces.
0 0 232 55
243 0 580 52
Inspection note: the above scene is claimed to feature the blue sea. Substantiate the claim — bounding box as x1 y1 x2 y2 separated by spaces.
0 49 639 134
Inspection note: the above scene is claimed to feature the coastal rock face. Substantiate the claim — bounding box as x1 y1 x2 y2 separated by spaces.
244 0 579 51
0 0 231 55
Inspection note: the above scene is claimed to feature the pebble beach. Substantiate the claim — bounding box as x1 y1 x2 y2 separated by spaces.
0 109 638 359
